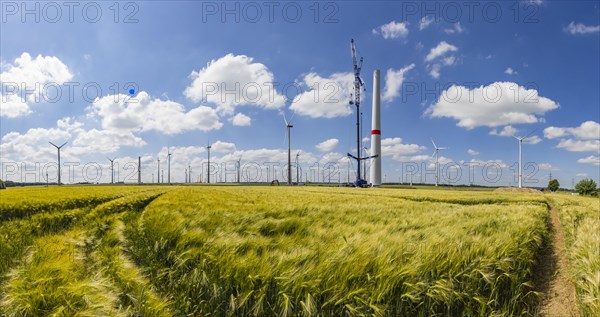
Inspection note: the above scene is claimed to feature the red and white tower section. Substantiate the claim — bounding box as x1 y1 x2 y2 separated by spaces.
370 69 382 186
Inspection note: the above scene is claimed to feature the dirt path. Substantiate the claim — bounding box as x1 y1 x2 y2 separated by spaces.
535 207 580 317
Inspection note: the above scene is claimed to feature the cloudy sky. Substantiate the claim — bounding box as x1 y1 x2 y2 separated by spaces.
1 1 599 186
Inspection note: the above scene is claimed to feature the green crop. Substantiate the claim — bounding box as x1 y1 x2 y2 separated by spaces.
1 185 595 316
126 187 548 316
547 194 600 316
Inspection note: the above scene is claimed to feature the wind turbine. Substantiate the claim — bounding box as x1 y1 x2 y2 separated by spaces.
513 130 537 188
49 141 67 185
167 148 173 184
236 155 242 183
282 112 295 186
157 158 160 184
295 151 300 185
431 138 448 187
107 157 116 184
206 142 212 183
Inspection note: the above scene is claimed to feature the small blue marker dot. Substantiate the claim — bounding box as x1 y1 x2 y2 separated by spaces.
129 89 135 95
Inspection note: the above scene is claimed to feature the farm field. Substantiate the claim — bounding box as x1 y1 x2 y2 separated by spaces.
0 186 598 316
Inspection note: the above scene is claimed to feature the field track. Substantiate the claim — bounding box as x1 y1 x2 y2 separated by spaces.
536 208 579 317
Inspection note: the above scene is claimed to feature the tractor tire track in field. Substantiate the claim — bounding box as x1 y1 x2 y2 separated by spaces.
535 207 580 317
82 190 173 316
1 190 171 316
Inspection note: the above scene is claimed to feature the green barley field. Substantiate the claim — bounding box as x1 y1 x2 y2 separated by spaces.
0 186 598 316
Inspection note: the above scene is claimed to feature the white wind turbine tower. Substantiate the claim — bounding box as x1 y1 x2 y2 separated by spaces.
431 138 448 187
49 141 67 185
513 130 537 188
167 148 173 184
206 141 212 183
282 112 295 186
295 151 300 184
157 157 161 183
236 155 242 183
107 157 116 184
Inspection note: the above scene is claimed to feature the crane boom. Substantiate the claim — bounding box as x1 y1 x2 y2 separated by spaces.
351 39 357 70
347 39 369 187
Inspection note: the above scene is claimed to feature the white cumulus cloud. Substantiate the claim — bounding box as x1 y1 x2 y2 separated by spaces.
556 139 600 153
424 42 458 78
425 41 458 62
538 163 557 170
544 121 600 140
524 135 542 145
490 125 518 137
316 138 339 152
565 22 600 35
444 22 465 34
467 149 479 155
87 92 222 134
211 141 237 153
381 137 427 161
70 129 145 155
0 117 145 164
577 156 600 166
289 72 354 118
1 52 73 118
429 64 441 79
230 113 252 126
419 16 434 30
426 82 559 129
383 64 415 102
373 21 409 39
183 54 285 115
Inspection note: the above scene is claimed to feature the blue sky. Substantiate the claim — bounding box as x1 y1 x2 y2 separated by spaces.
1 0 599 186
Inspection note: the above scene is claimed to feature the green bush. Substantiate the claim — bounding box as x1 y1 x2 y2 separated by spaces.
547 179 559 192
0 179 5 189
575 178 598 196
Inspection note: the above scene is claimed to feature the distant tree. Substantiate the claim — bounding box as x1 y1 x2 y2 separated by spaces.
547 179 559 192
575 178 598 196
0 179 5 190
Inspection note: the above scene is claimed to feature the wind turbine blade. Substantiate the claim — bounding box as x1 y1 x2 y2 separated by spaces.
439 147 449 150
288 111 296 125
431 138 437 149
512 135 520 140
524 129 537 139
49 141 58 148
431 150 436 158
282 111 288 126
59 141 68 148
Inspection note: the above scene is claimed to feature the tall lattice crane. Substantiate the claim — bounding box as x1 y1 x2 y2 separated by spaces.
347 39 374 187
